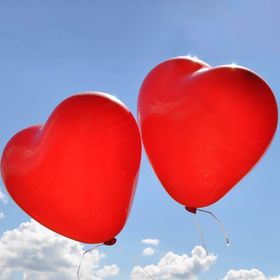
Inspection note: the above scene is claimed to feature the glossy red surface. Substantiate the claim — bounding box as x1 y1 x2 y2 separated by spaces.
138 57 278 208
1 92 142 243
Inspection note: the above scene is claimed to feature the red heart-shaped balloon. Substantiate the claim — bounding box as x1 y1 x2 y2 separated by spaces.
1 92 141 243
138 57 278 209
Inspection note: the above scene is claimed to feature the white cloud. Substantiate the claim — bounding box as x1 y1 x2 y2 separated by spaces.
222 269 280 280
131 246 216 280
223 269 266 280
0 219 119 280
0 188 7 204
141 239 160 247
142 247 155 257
0 212 4 220
1 220 279 280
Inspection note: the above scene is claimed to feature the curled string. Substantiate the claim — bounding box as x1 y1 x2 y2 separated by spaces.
77 244 103 280
118 245 155 280
197 208 230 246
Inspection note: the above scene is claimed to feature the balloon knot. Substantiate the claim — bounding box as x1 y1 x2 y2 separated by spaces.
103 238 117 246
185 206 197 214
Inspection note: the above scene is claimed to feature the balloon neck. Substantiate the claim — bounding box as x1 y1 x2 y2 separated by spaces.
103 238 117 246
185 206 197 214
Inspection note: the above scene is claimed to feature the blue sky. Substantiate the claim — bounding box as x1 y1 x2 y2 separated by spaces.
0 1 279 279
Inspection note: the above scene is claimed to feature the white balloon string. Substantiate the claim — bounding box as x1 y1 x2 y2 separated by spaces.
193 214 209 255
192 215 220 280
197 208 230 247
118 245 155 280
77 244 103 280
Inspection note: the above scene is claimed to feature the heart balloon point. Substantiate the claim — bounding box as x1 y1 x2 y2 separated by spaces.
185 206 197 214
1 92 142 243
138 57 278 208
103 238 117 246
